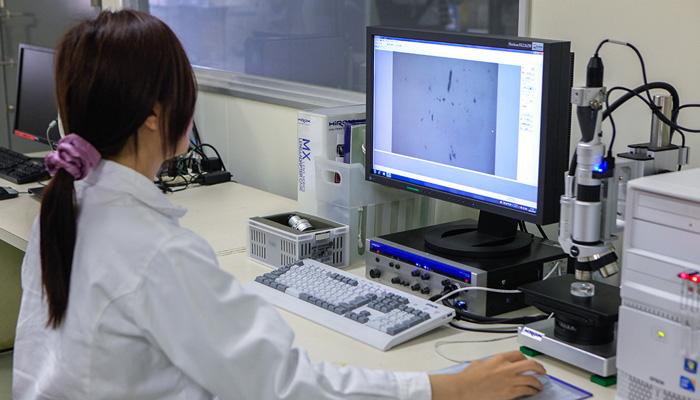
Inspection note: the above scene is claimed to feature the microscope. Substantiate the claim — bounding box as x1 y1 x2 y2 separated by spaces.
517 42 690 382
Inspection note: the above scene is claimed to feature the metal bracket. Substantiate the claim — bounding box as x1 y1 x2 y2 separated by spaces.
679 146 690 166
571 87 606 107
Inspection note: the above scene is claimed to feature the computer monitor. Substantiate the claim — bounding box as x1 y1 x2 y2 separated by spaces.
366 26 572 258
13 44 59 147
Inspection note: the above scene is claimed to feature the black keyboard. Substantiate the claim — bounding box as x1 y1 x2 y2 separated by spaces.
0 146 50 184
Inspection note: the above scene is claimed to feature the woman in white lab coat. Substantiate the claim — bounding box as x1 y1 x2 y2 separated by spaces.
12 9 545 400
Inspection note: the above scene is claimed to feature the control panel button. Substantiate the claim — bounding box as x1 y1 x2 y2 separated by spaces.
420 273 430 280
391 276 401 284
369 268 382 279
420 287 431 295
411 270 420 277
411 283 421 291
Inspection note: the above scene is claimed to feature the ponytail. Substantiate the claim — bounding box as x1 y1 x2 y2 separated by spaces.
39 133 100 328
39 169 77 328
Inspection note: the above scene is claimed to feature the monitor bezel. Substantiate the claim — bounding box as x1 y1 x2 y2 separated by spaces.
365 26 571 226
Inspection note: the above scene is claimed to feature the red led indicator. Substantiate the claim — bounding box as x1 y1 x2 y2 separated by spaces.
680 272 690 279
692 275 700 283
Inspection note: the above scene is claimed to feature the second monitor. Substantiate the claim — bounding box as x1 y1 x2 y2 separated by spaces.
365 27 572 257
14 44 59 148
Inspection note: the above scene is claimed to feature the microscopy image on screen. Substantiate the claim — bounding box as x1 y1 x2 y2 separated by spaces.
390 52 498 175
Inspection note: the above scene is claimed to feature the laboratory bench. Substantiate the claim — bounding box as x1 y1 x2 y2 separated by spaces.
0 176 617 398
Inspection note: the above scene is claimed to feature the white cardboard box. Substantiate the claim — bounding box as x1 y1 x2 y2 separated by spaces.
297 105 365 215
314 158 426 264
247 211 349 269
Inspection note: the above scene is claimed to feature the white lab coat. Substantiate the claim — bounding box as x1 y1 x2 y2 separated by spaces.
13 160 432 400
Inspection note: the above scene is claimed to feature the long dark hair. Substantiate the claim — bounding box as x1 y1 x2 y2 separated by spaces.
40 10 197 328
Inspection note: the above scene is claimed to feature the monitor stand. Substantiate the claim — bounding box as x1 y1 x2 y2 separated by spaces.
423 211 532 258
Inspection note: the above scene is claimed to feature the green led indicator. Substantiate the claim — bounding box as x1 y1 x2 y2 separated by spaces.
407 186 420 192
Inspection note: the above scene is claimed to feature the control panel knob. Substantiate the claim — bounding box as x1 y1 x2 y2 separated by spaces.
391 276 401 284
420 287 431 295
369 268 382 279
411 269 421 277
411 283 421 291
443 282 458 294
420 273 430 280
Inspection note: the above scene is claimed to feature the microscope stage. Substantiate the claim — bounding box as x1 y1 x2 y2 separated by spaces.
518 318 617 377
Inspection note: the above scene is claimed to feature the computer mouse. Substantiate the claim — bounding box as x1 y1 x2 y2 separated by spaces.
521 370 552 388
0 186 19 200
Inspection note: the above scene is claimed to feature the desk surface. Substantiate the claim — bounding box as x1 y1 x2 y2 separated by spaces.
0 178 296 252
0 177 617 399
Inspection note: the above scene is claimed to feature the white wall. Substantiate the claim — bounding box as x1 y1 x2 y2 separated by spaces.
526 0 700 265
195 1 700 221
193 91 299 199
529 0 700 169
192 91 476 221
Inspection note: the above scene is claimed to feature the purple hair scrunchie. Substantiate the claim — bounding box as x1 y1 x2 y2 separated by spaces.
44 134 102 180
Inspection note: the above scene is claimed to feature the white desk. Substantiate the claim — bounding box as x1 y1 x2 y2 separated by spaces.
0 178 296 253
0 178 617 399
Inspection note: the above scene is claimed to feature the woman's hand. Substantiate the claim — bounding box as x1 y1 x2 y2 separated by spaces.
429 350 546 400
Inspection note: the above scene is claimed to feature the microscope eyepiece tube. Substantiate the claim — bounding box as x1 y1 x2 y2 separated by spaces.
572 181 603 244
573 200 602 244
559 195 574 244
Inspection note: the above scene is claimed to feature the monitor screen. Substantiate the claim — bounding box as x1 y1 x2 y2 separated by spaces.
13 44 58 147
366 27 571 257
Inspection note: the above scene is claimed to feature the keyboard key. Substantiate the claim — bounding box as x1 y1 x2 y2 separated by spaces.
0 146 49 184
